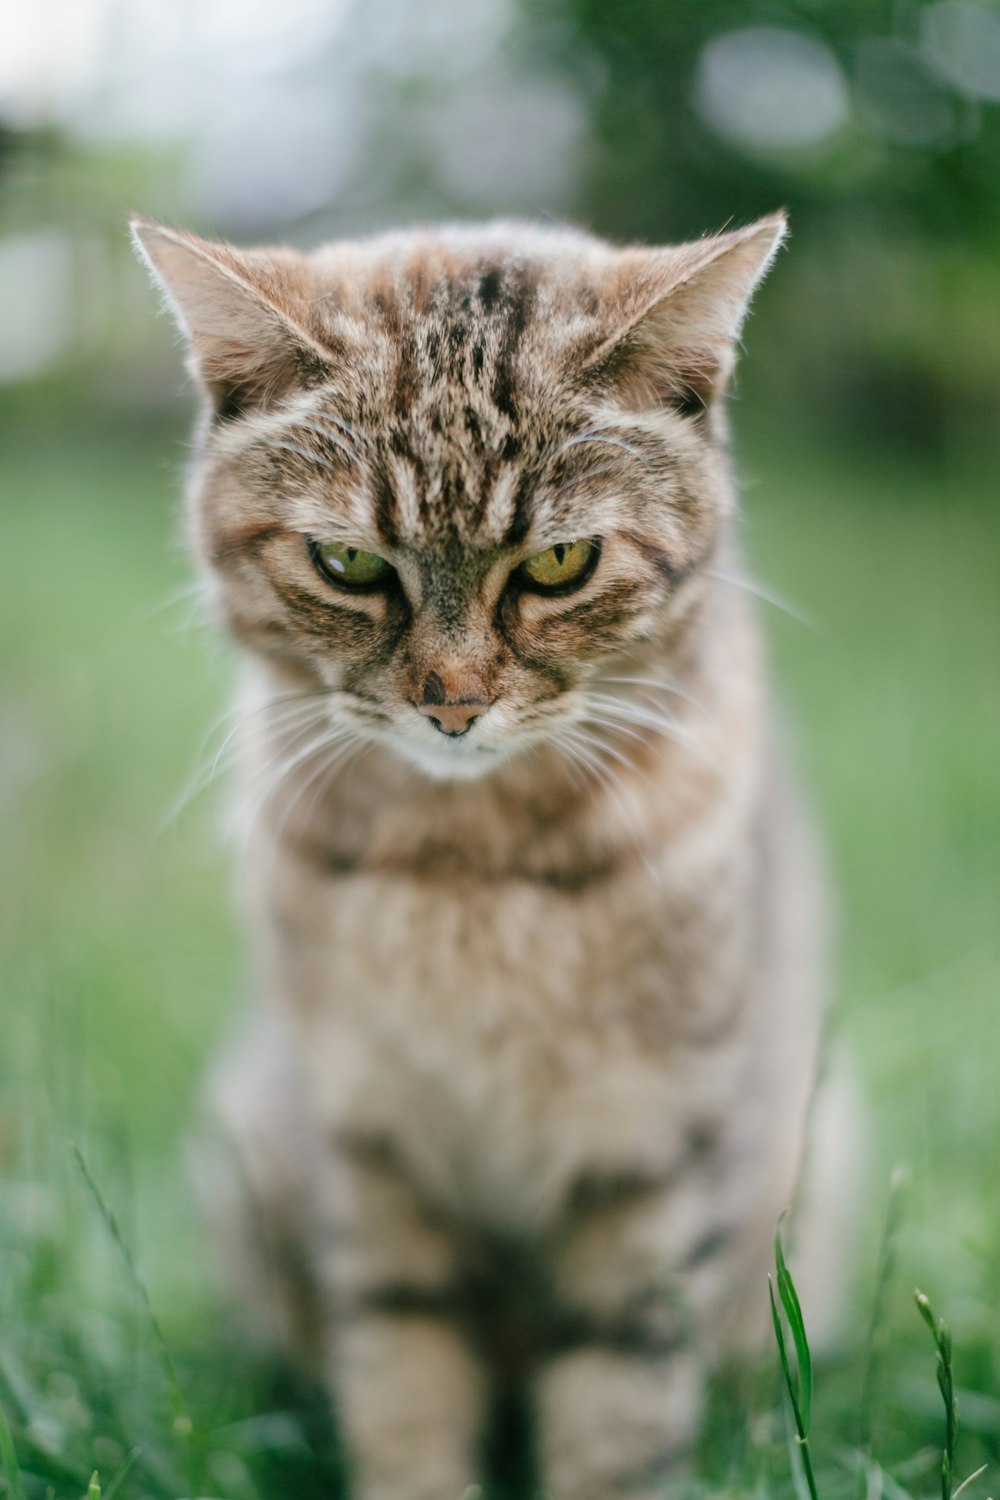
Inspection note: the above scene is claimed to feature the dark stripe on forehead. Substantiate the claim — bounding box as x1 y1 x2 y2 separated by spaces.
490 264 536 424
373 468 400 545
504 471 536 546
392 327 420 420
439 460 469 530
477 266 504 309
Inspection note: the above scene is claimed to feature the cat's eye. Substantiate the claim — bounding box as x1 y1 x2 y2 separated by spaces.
309 539 394 590
517 538 599 593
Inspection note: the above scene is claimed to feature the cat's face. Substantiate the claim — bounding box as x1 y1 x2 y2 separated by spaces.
135 217 784 780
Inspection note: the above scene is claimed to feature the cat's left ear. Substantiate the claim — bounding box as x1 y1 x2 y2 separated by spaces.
130 216 334 420
584 213 787 415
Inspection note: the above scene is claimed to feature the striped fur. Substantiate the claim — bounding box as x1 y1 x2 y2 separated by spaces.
135 212 849 1500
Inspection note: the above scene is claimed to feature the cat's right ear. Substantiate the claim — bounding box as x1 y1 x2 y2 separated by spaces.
582 213 788 417
130 216 334 420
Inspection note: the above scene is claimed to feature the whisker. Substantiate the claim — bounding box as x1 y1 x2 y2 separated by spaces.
271 730 367 845
706 568 818 632
581 693 722 776
593 675 708 714
552 727 660 882
556 462 623 496
139 579 212 627
290 419 363 468
268 441 338 471
554 431 651 467
572 714 654 757
242 724 356 834
162 690 333 830
559 722 644 781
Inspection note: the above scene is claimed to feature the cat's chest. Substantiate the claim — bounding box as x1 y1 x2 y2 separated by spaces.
264 853 752 1226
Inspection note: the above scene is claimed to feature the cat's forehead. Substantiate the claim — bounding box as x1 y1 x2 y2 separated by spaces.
316 244 593 547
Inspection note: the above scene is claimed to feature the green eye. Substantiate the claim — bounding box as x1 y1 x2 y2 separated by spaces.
518 538 599 592
309 539 394 589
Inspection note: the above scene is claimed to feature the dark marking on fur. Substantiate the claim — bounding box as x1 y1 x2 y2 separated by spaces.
464 406 483 449
213 382 252 424
481 262 536 425
334 1128 407 1176
293 344 332 387
421 670 447 706
565 1168 668 1218
681 1223 737 1269
504 471 536 547
477 267 504 311
352 1283 461 1320
264 575 378 642
372 468 400 546
392 330 420 419
629 537 683 589
208 520 287 569
546 1306 685 1361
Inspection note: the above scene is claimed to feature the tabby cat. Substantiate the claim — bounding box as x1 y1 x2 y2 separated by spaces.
134 211 844 1500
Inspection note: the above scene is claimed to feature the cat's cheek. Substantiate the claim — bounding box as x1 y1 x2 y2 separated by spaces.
503 581 654 669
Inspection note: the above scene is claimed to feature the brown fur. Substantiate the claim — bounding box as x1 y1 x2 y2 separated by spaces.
135 212 851 1500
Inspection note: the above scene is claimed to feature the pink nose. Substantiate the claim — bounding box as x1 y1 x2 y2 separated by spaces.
417 700 489 737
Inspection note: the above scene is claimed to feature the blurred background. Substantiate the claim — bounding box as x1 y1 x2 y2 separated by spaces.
1 3 999 1498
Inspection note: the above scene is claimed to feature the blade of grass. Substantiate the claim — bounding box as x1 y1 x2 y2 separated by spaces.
0 1401 28 1500
71 1146 191 1436
770 1222 820 1500
859 1169 908 1453
769 1277 801 1432
101 1447 141 1500
776 1220 813 1432
915 1290 960 1500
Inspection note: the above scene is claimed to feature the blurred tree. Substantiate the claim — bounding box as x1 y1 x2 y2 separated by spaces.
517 0 1000 456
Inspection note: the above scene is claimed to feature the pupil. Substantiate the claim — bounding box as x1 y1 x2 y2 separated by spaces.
553 544 566 566
347 548 358 562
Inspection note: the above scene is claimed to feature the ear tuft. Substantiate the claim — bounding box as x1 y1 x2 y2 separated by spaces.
129 214 333 419
586 212 788 414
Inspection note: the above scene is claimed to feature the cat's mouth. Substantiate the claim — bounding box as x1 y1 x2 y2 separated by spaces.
385 716 505 781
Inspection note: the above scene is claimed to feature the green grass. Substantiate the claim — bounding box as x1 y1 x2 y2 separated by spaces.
1 398 998 1499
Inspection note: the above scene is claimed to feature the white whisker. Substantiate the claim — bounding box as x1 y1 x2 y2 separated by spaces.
552 726 660 882
291 419 363 468
243 723 356 833
593 675 708 715
162 690 333 831
706 568 818 632
271 730 367 845
268 441 338 471
140 579 213 627
581 691 723 778
553 432 651 467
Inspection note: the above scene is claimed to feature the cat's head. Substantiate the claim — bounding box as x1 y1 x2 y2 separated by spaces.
133 214 784 781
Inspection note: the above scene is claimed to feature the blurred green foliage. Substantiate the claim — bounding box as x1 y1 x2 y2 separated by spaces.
518 0 1000 455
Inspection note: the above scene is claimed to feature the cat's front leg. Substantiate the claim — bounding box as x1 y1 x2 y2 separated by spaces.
537 1178 706 1500
324 1137 487 1500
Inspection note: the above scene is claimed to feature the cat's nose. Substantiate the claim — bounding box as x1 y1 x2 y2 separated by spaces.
417 700 489 737
416 670 489 737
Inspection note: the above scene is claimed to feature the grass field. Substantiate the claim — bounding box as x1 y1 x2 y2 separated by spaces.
1 396 998 1499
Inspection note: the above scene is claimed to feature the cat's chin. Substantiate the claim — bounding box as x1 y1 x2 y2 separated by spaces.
384 733 513 782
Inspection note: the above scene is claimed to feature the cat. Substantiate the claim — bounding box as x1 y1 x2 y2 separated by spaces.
133 211 849 1500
